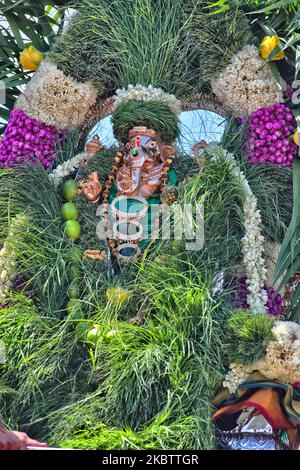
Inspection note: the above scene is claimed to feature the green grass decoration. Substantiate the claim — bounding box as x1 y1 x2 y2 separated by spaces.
0 253 226 448
0 292 94 437
48 0 203 98
112 101 180 143
0 1 64 128
76 194 106 253
1 0 298 450
207 1 300 73
0 0 299 454
60 413 211 450
0 165 70 315
79 147 117 185
0 127 289 448
49 258 225 449
224 309 274 365
187 2 254 82
222 118 293 244
176 152 245 277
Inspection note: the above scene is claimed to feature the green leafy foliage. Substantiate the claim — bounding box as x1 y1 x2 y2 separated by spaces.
176 150 245 276
79 147 116 185
0 137 269 448
207 0 300 73
224 309 274 365
0 292 92 437
275 157 300 320
48 257 226 449
112 100 180 144
60 413 210 450
48 0 201 98
0 164 70 315
1 0 298 451
273 74 300 321
187 2 254 81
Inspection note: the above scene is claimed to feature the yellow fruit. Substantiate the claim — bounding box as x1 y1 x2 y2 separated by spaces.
63 180 78 201
64 220 81 240
293 130 299 146
259 36 285 61
61 202 79 221
106 287 131 307
19 46 44 71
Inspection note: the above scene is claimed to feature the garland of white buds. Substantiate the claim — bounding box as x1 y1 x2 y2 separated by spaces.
211 45 283 117
0 213 28 304
48 152 88 187
0 340 6 365
113 84 181 116
206 144 268 314
223 320 300 392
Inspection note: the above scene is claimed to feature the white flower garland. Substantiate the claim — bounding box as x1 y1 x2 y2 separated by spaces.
222 363 251 394
223 321 300 392
48 152 88 187
0 214 28 304
206 144 267 314
16 60 97 130
113 84 181 116
211 45 283 117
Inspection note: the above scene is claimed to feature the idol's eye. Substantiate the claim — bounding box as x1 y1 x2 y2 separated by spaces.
148 140 157 149
131 148 140 157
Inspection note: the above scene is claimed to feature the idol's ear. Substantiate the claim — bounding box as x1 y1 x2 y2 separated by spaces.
161 145 176 162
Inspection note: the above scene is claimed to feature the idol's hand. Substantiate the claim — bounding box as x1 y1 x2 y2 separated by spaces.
81 171 102 203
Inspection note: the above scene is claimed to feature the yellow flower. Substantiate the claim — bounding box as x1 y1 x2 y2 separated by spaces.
259 36 285 61
293 130 299 146
106 287 131 307
19 46 44 71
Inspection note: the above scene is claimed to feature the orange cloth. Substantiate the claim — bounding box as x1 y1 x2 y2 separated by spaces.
213 387 292 430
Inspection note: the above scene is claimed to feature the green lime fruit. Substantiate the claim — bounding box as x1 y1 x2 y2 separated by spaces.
66 299 83 320
67 281 80 299
67 263 81 281
75 322 91 340
66 247 82 263
64 220 81 240
61 202 79 221
104 329 118 341
86 326 102 346
63 180 78 201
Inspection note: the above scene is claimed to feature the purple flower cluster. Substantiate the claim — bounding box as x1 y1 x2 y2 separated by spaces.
247 103 297 167
0 109 61 169
264 285 283 317
231 276 282 317
284 84 294 100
